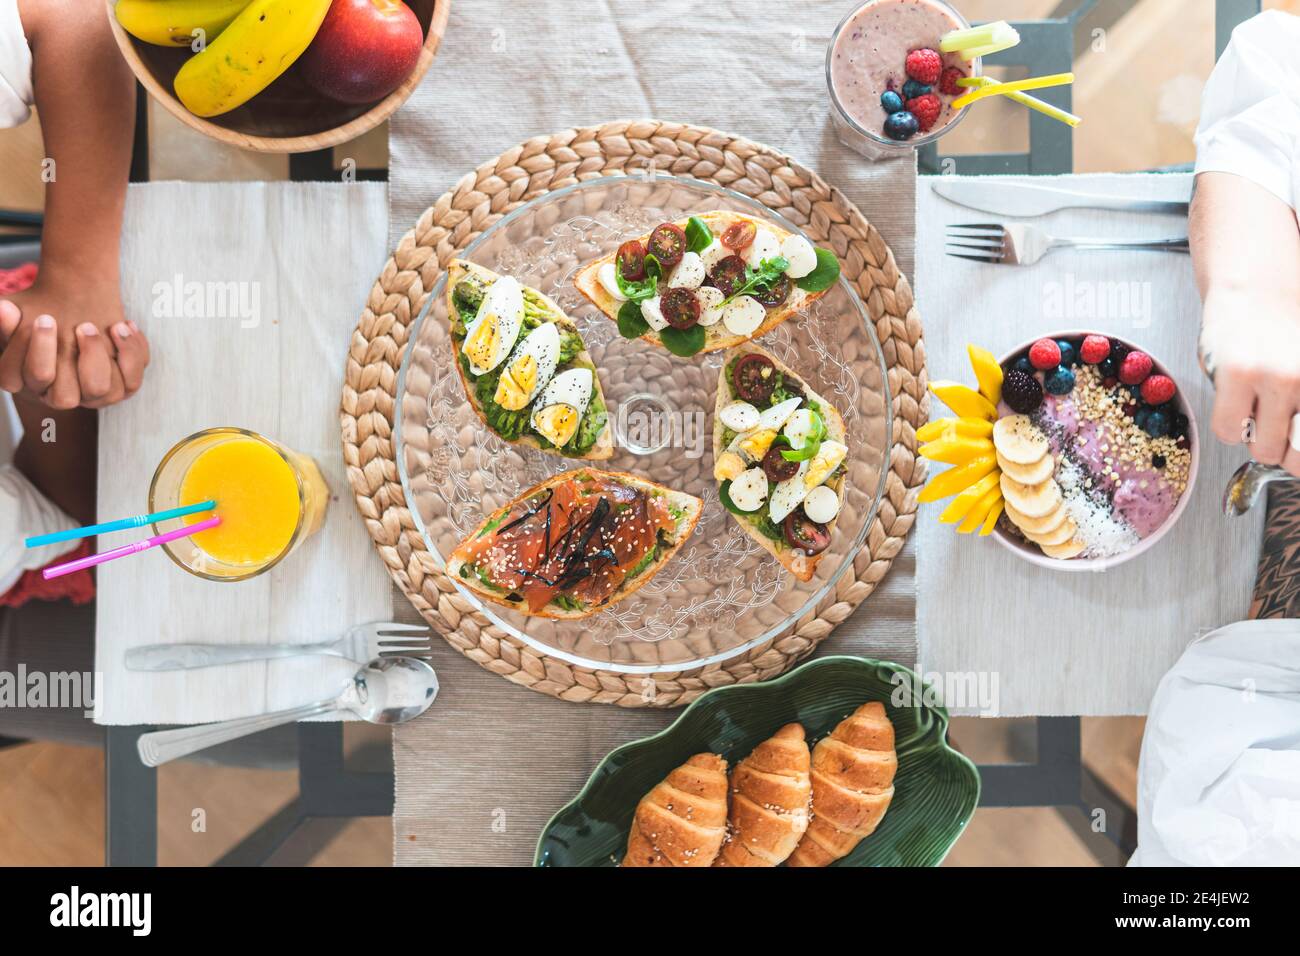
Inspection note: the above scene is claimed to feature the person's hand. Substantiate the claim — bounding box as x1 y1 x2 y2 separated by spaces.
0 290 150 409
1201 287 1300 477
0 282 150 408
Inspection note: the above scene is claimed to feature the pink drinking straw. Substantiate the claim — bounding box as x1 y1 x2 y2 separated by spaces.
42 516 222 580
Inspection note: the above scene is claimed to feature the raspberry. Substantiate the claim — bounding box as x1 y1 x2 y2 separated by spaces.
905 48 943 86
939 66 966 96
1002 369 1043 414
906 93 942 132
1028 338 1061 370
1118 350 1153 385
1140 374 1175 405
1079 334 1110 364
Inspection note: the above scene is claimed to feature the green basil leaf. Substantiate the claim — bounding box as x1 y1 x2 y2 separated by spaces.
718 480 748 516
685 216 712 255
615 268 657 302
660 323 706 357
617 299 650 339
796 248 841 292
781 437 822 462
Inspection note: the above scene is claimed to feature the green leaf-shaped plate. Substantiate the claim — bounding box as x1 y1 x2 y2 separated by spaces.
535 656 979 866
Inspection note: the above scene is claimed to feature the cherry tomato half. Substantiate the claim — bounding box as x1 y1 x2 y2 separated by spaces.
783 510 830 555
660 287 700 329
722 220 757 251
647 223 687 268
753 274 792 309
616 240 647 282
732 352 776 404
761 446 800 482
708 255 748 297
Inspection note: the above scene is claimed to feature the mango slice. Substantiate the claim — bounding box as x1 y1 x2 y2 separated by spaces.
967 343 1004 406
920 435 996 466
979 499 1004 536
929 381 998 422
917 416 995 443
958 486 1002 533
919 452 998 503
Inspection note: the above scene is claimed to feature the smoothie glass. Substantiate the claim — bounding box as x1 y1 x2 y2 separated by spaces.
827 0 981 161
148 427 329 582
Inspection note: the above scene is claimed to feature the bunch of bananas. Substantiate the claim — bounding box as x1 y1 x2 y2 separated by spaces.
115 0 331 117
917 344 1006 535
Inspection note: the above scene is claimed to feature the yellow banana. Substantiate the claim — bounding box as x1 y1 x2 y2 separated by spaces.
115 0 252 48
174 0 332 118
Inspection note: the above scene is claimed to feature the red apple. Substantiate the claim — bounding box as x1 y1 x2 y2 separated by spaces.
298 0 424 105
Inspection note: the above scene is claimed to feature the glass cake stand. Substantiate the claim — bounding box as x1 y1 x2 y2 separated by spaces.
395 175 892 672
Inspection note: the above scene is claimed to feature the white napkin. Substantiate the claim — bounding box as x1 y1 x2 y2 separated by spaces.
1131 618 1300 866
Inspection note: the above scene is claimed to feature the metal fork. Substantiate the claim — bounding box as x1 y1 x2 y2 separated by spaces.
946 222 1189 265
124 621 434 672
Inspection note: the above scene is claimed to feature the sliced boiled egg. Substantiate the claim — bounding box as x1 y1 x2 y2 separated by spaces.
719 400 760 433
728 467 769 512
597 262 627 301
667 251 705 290
640 295 669 332
803 485 841 524
462 275 524 376
696 287 726 326
783 408 820 449
724 396 803 463
781 235 818 279
743 228 782 269
805 440 848 490
714 451 746 482
769 462 810 523
530 367 593 447
722 295 765 337
494 322 560 411
700 237 730 272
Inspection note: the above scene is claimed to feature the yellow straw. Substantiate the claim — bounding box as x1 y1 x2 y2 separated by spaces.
956 76 1082 127
950 72 1075 110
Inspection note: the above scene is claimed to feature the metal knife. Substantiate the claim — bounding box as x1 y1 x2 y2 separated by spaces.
931 179 1190 217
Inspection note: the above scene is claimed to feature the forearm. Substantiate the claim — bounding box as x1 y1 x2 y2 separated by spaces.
12 396 97 525
19 0 134 291
1190 172 1300 306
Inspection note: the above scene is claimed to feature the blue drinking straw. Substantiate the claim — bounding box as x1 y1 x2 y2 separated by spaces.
25 500 217 548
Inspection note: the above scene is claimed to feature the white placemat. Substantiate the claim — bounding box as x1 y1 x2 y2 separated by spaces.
916 172 1265 717
95 181 393 725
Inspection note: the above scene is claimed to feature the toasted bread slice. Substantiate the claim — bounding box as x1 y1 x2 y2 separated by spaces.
572 211 834 355
447 259 613 460
713 344 848 582
445 468 702 621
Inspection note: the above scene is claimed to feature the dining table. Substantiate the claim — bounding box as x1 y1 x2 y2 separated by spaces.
93 0 1271 866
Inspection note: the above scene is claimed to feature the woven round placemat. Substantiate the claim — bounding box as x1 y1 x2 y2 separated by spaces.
341 119 928 707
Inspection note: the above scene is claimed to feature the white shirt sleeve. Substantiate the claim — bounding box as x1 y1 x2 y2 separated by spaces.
0 0 33 128
1194 9 1300 211
0 463 77 594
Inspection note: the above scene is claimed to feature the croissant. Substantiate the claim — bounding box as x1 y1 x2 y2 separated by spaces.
621 753 729 867
714 723 811 867
787 701 897 867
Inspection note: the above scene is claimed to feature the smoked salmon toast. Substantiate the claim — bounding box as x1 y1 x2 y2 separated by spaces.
446 469 702 620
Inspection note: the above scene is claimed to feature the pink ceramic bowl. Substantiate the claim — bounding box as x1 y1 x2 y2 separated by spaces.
991 330 1199 572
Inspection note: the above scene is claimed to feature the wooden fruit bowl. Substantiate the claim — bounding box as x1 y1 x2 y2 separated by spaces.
105 0 449 153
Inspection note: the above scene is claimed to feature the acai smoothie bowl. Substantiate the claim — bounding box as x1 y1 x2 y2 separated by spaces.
916 332 1198 572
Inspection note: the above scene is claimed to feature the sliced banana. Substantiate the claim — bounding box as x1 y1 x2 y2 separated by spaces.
1003 499 1068 535
1027 518 1077 547
997 450 1054 485
992 414 1050 465
1041 537 1086 560
999 473 1063 519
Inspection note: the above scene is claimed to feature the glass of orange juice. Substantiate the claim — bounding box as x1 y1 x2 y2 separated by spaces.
148 428 329 581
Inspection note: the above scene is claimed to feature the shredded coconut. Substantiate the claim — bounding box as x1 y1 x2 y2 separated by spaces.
1057 459 1138 558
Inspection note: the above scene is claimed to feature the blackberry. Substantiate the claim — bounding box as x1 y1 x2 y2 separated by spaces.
1002 369 1043 414
1171 412 1189 438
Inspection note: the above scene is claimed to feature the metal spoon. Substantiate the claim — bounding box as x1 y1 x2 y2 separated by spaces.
1222 461 1293 517
136 657 439 767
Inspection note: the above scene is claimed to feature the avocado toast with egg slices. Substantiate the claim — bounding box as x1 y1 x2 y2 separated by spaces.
573 211 841 357
447 468 703 621
448 260 613 460
713 344 849 582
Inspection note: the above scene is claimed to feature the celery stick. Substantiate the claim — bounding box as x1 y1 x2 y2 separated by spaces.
939 23 999 53
961 37 1021 60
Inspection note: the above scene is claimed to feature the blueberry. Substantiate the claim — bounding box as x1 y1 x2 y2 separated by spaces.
1011 356 1035 376
1127 384 1142 401
1098 357 1118 378
1171 413 1189 438
1152 453 1166 469
1043 365 1075 395
902 79 931 100
1134 406 1152 430
1055 339 1077 366
1144 409 1170 438
880 90 905 114
1110 339 1130 362
883 111 919 140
